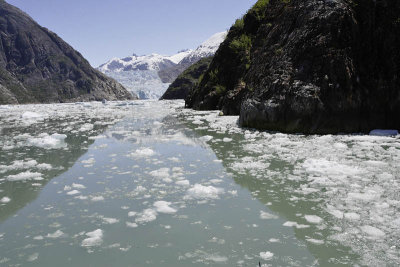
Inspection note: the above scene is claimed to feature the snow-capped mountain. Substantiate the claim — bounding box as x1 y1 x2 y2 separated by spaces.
98 50 193 73
179 31 228 65
98 31 227 99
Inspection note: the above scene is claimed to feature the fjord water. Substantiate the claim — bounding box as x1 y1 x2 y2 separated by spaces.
0 101 399 266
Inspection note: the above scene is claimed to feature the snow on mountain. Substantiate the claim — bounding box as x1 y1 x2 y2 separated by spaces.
180 31 228 65
98 31 227 99
168 49 193 64
98 51 192 73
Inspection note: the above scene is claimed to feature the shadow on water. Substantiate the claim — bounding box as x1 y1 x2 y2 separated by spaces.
175 112 361 266
0 119 111 223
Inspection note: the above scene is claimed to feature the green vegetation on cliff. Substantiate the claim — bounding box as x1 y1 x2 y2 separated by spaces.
186 0 400 134
161 57 213 100
185 0 272 113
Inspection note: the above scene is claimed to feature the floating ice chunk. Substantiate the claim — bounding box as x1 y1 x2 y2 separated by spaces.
348 192 380 202
27 133 67 149
91 196 105 202
66 190 80 195
260 211 278 220
269 238 280 243
205 254 228 263
162 177 173 183
154 201 177 214
306 238 325 245
333 142 348 149
0 197 10 203
168 157 180 162
102 217 119 224
210 179 223 184
186 184 224 200
192 120 204 125
369 129 399 136
135 186 146 192
303 158 361 178
47 230 64 238
33 235 44 240
72 183 86 189
344 212 360 221
135 209 157 224
128 211 137 217
6 171 42 181
222 137 232 142
149 168 170 179
79 123 94 132
326 208 344 219
36 163 52 170
22 111 43 120
81 158 95 165
81 229 103 247
175 180 190 186
0 160 38 173
283 221 310 229
259 251 274 260
304 215 323 224
360 225 385 238
133 148 155 158
392 218 400 226
126 222 138 228
27 252 39 262
200 135 213 142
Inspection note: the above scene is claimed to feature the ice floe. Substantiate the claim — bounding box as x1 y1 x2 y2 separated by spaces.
81 229 103 247
304 215 323 224
6 171 43 181
259 251 274 261
135 209 157 224
185 184 224 200
27 133 67 149
0 197 11 203
153 201 177 214
47 230 65 239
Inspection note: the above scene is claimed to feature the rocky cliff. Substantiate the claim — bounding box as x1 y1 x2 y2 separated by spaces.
0 0 135 104
160 57 212 100
186 0 400 134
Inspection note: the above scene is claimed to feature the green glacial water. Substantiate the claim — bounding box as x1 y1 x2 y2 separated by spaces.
0 100 399 266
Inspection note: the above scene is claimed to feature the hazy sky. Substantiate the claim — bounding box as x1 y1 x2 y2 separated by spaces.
7 0 257 67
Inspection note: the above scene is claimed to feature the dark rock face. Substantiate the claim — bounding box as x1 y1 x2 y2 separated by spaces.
158 62 191 84
187 0 400 134
0 1 136 104
161 57 212 100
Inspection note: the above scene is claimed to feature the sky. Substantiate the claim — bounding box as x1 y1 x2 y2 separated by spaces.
7 0 257 67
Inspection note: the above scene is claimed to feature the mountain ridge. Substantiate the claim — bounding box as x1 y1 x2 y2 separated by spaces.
0 0 135 104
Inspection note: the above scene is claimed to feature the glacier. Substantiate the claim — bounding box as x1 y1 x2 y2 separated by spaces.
98 31 227 99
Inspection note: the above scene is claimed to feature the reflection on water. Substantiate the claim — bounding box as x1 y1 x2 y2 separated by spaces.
179 108 400 266
0 102 134 222
0 100 399 266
